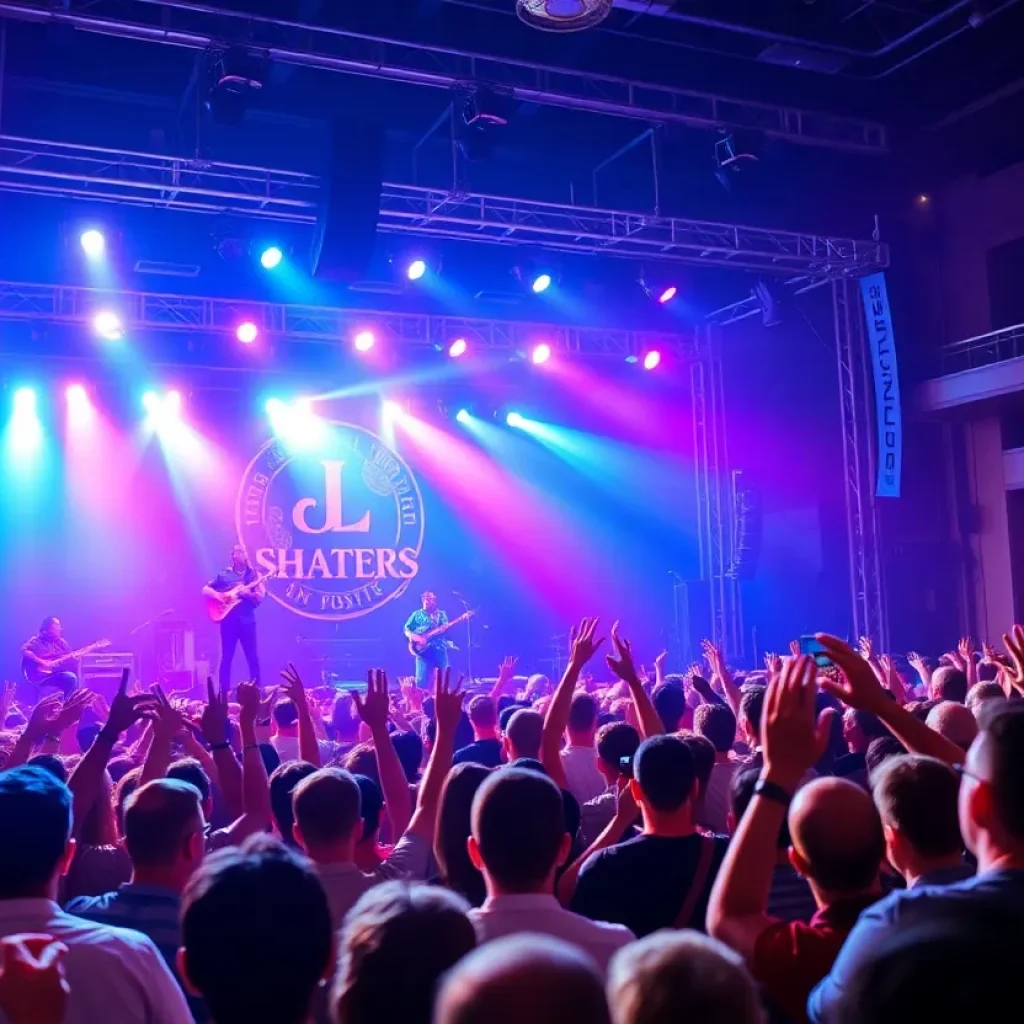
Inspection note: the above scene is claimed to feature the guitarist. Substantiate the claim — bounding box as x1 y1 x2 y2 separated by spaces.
20 616 79 697
203 544 265 694
404 591 449 688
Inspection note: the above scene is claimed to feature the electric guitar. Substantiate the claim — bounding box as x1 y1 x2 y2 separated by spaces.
407 610 476 657
206 569 278 623
22 639 111 684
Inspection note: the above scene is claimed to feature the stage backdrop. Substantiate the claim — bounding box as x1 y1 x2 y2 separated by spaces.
1 384 699 688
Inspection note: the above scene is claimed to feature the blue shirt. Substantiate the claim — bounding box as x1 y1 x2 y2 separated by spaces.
67 883 207 1023
807 868 1024 1022
404 608 448 653
210 565 259 625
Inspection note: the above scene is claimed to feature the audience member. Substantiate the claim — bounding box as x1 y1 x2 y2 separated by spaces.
435 763 491 908
560 694 606 805
679 734 715 824
693 703 737 834
572 734 727 937
268 760 317 846
965 681 1004 720
435 934 612 1024
864 735 906 778
453 698 503 768
925 700 978 751
651 684 686 734
834 709 887 786
332 882 475 1024
607 930 762 1024
929 666 968 704
502 709 543 762
579 722 640 846
870 754 973 888
468 768 633 972
0 766 192 1024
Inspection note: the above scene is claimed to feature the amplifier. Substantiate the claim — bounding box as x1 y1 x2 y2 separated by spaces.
81 652 137 695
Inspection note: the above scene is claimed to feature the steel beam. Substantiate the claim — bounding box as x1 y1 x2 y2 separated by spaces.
0 0 887 153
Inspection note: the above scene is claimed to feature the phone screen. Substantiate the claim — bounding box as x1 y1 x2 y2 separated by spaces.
798 635 832 668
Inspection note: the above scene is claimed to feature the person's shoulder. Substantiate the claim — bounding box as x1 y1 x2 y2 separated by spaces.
64 891 118 916
570 908 635 943
50 908 155 951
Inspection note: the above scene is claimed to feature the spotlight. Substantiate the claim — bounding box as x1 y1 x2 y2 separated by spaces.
142 391 161 414
658 287 678 304
643 351 662 371
382 399 404 419
531 343 552 365
506 411 524 428
455 408 470 424
407 259 427 281
66 383 87 404
532 273 552 294
165 391 182 417
260 246 283 270
80 229 105 259
354 330 376 353
13 387 36 415
237 321 259 344
448 338 468 359
265 397 286 417
93 310 124 341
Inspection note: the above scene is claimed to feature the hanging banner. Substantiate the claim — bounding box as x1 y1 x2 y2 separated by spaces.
859 272 902 499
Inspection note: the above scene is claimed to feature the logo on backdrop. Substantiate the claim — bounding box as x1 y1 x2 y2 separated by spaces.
859 272 902 499
235 422 424 621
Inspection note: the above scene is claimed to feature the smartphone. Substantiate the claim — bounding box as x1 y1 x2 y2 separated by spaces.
619 755 634 778
798 635 832 669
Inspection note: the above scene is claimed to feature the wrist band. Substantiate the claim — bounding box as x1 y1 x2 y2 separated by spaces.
210 741 232 752
243 743 259 752
753 777 794 807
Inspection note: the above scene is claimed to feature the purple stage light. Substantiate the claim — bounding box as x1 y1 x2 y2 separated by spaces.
448 338 468 358
658 286 678 304
237 321 258 344
354 330 376 353
643 350 662 371
531 343 552 365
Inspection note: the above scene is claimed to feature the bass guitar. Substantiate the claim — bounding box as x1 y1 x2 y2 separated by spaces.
407 610 476 657
206 570 277 623
22 638 112 684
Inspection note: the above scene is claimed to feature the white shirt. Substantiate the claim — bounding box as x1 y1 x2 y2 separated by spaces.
0 899 192 1024
560 745 607 805
317 833 432 929
698 761 737 834
272 734 300 761
469 894 634 974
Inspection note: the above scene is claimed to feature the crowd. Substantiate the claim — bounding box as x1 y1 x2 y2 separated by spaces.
1 618 1023 1024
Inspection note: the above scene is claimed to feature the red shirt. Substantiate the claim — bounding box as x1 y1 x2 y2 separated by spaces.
752 896 878 1024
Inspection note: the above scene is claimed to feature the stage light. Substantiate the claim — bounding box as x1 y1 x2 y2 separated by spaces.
13 387 36 415
532 273 552 294
260 246 283 270
531 343 552 365
354 330 376 353
142 391 161 414
455 408 470 424
643 350 662 371
382 400 403 421
237 321 259 344
93 310 124 341
265 398 285 417
80 229 105 259
294 397 313 416
448 338 468 358
506 411 525 428
407 259 427 281
658 286 678 304
165 391 182 417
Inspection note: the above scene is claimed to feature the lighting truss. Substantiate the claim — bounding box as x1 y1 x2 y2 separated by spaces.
0 280 696 362
0 136 889 276
0 0 886 153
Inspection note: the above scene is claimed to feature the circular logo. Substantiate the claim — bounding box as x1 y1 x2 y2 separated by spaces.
235 422 424 621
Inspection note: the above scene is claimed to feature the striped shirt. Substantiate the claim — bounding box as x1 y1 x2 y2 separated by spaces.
66 883 206 1023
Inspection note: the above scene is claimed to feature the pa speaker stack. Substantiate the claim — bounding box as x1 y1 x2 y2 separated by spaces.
310 122 385 282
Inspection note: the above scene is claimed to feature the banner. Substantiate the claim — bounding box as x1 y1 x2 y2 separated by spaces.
859 272 902 499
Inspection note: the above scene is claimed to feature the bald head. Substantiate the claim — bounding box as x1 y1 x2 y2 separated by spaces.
926 701 978 751
789 777 884 894
505 710 544 761
435 935 610 1024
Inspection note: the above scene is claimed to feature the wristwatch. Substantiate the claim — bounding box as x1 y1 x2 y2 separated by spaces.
753 777 794 807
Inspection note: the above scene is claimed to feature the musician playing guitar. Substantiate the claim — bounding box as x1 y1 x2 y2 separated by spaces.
202 544 265 693
20 617 82 698
404 591 452 688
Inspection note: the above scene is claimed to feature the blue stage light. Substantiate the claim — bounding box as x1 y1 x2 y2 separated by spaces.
455 408 470 424
532 273 552 294
506 411 524 428
80 229 105 259
260 246 283 270
407 259 427 281
13 387 36 415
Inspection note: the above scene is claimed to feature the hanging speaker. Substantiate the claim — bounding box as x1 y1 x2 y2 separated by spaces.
310 122 384 282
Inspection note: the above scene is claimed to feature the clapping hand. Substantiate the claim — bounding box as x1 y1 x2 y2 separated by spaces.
762 655 835 788
568 617 605 672
355 669 391 733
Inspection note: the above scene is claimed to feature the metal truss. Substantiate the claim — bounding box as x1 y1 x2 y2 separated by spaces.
0 0 886 153
0 280 696 361
0 136 890 275
833 276 887 647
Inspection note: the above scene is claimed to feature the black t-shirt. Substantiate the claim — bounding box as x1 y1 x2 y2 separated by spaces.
452 738 503 768
211 566 258 625
571 832 729 937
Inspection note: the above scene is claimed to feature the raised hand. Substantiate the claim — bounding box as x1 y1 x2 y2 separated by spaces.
433 666 465 735
959 636 976 662
605 621 641 688
568 617 605 672
103 669 158 738
690 674 718 705
702 638 725 677
1001 625 1024 696
279 663 306 708
236 681 262 725
400 678 424 714
762 655 834 788
858 636 874 661
355 669 391 732
200 676 230 746
23 695 65 743
147 685 186 737
789 639 801 658
764 652 782 678
816 634 888 712
654 649 668 675
496 655 519 690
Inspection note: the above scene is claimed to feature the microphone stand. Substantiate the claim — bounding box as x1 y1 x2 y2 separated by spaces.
454 592 473 684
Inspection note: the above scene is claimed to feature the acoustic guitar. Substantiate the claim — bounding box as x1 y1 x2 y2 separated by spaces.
407 610 476 657
22 638 111 684
206 569 278 623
